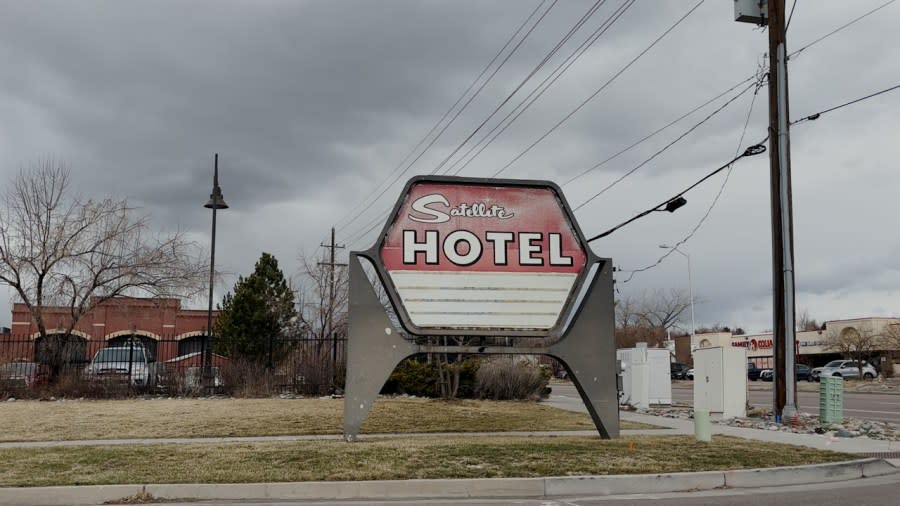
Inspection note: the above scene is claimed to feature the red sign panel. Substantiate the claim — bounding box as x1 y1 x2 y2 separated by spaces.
379 179 587 331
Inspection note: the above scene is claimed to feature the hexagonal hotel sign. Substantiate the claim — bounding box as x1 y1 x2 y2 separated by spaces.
376 176 589 336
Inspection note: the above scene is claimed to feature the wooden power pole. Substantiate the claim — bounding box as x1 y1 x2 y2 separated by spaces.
736 0 798 422
319 227 346 392
766 0 798 423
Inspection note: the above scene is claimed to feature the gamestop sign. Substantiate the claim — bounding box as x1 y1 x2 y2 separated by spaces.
378 177 588 333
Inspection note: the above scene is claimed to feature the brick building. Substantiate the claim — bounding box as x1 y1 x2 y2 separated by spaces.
3 297 220 365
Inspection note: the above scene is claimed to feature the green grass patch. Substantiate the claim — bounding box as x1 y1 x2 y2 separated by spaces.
0 397 656 442
0 435 854 487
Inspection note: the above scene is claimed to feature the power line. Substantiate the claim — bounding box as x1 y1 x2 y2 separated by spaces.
792 81 900 125
790 0 896 58
571 79 757 212
785 0 798 32
345 0 887 250
491 0 706 177
585 140 767 244
333 0 555 233
428 0 612 177
617 79 766 284
443 0 635 177
341 0 615 248
561 75 757 187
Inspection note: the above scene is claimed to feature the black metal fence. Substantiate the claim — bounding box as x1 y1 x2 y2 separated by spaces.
0 334 346 398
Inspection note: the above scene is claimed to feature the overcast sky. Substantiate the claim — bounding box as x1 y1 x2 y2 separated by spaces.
2 0 899 334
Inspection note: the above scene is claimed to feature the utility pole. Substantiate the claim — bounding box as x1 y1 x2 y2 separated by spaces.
319 227 346 392
767 0 798 424
735 0 798 423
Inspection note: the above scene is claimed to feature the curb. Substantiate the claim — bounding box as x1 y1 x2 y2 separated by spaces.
0 458 895 505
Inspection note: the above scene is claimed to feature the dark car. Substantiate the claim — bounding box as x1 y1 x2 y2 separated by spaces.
747 363 762 381
0 362 49 388
758 364 813 382
670 363 690 380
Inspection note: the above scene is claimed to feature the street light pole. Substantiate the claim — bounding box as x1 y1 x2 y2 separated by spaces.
660 244 695 350
204 153 228 394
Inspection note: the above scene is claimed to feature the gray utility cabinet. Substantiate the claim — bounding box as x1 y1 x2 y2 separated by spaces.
693 346 747 419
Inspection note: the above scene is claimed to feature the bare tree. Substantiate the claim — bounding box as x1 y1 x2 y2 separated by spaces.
295 253 348 342
823 325 880 378
882 323 900 350
0 161 207 379
615 289 692 348
292 252 350 393
797 309 821 331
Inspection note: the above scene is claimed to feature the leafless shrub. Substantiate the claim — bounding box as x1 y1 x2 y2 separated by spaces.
36 370 133 399
475 356 549 401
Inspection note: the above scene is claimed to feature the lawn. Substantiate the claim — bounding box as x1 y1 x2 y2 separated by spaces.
0 435 855 487
0 397 655 442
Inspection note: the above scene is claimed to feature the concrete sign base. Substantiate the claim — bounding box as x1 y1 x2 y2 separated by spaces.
343 252 619 441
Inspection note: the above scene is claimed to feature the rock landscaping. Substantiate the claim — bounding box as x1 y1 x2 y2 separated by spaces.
636 404 900 441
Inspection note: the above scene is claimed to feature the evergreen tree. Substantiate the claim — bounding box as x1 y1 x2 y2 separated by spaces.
214 252 296 364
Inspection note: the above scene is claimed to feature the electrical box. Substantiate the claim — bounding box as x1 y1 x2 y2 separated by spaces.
617 343 672 409
734 0 767 24
693 346 747 419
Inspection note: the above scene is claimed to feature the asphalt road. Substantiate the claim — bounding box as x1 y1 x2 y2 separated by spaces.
545 382 900 424
668 383 900 424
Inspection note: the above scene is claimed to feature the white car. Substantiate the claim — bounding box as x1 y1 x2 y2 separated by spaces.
817 360 878 380
85 346 157 387
685 368 694 380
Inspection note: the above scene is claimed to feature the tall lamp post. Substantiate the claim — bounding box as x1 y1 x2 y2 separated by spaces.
204 153 228 393
660 244 695 352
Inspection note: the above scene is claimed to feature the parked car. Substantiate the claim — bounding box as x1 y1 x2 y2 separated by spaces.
85 345 158 387
0 361 49 388
685 368 694 380
759 364 812 382
817 360 878 380
810 366 824 382
670 363 690 380
747 363 762 381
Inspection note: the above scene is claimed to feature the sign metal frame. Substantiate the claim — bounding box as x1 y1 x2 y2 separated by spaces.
343 176 619 441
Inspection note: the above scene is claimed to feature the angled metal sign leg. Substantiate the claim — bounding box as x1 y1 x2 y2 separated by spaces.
549 260 619 439
344 253 418 441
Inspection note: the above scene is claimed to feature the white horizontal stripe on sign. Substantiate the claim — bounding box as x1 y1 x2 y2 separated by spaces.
388 271 577 330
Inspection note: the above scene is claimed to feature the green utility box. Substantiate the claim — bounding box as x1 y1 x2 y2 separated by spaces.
819 376 844 424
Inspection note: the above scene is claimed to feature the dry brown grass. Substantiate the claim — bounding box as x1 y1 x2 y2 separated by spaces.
0 397 653 442
0 435 854 487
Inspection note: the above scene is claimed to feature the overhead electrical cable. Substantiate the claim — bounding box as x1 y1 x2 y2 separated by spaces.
333 0 555 234
571 80 757 212
790 0 896 58
584 139 767 244
342 0 615 248
561 75 756 187
428 0 612 177
443 0 636 176
785 0 798 32
792 81 900 125
491 0 706 177
617 77 766 283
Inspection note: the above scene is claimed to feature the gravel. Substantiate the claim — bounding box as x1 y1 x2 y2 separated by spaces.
636 404 900 441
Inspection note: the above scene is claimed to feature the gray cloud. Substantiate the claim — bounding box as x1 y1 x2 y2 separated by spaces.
2 1 899 332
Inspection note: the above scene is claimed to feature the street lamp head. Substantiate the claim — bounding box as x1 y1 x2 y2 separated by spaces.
204 154 229 210
205 187 228 210
659 244 671 249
